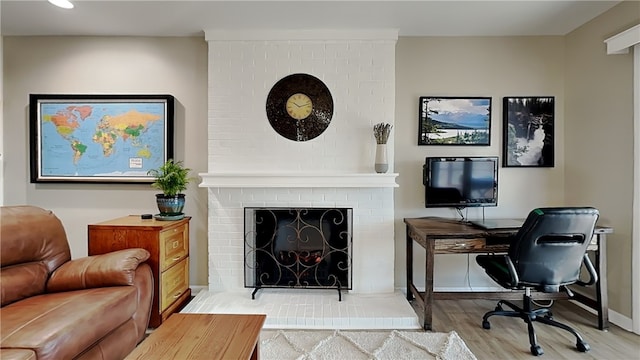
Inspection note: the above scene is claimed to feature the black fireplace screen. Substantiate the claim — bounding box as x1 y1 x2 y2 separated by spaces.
244 207 352 290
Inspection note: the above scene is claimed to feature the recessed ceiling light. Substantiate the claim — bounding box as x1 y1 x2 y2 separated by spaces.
48 0 74 9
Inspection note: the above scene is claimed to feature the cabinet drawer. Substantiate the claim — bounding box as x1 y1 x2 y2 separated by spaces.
160 258 189 312
160 225 188 271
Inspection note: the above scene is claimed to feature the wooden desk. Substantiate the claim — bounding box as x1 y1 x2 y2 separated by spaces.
404 217 612 331
126 314 266 360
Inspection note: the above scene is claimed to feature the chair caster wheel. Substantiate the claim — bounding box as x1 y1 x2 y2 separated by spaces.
482 320 491 329
577 340 590 352
530 345 544 356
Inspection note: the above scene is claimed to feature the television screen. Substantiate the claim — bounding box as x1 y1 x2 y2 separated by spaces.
423 157 498 208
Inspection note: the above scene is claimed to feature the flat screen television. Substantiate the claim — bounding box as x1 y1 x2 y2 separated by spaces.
423 156 498 208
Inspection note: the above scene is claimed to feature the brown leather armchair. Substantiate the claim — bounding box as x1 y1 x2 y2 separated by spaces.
1 206 154 360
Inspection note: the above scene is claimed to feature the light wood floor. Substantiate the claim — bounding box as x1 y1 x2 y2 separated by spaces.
430 299 639 359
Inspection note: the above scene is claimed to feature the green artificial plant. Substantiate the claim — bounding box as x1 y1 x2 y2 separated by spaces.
147 159 192 196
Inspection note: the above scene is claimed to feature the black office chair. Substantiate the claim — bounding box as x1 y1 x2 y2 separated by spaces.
476 207 599 356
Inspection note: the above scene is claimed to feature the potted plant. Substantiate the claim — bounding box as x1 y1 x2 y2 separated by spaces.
147 159 192 217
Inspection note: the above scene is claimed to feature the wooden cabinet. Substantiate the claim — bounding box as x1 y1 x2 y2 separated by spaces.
88 216 191 328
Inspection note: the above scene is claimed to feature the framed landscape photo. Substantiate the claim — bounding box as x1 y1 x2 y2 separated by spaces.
29 94 174 183
503 96 554 167
418 96 491 145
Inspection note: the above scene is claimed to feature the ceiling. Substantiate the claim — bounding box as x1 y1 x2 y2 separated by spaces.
0 0 623 37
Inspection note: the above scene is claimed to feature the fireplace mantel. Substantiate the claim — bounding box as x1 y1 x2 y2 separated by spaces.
199 172 399 188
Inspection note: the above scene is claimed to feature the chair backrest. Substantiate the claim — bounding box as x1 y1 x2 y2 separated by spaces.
508 207 599 292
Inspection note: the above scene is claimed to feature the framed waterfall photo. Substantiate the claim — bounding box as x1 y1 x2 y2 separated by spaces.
503 96 555 167
418 96 492 145
29 94 175 183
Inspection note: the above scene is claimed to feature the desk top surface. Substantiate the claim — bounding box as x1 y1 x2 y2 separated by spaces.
404 217 514 238
404 217 613 240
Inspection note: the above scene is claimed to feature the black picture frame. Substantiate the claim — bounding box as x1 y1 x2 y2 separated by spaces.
418 96 492 145
503 96 555 168
29 94 174 183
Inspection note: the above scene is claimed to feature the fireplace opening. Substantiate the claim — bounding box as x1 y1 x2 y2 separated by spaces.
244 207 352 300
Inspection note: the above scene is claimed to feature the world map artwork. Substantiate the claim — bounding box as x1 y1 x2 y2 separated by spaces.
39 101 168 180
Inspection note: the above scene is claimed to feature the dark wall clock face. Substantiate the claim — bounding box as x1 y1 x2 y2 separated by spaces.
266 73 334 142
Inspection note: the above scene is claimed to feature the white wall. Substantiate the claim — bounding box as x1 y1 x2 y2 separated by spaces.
205 30 397 173
3 36 210 286
394 36 566 291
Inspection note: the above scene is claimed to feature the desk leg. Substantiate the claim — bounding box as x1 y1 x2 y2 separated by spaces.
406 227 414 301
596 233 609 330
423 238 435 331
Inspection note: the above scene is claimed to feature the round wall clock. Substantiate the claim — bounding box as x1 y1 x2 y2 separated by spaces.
265 73 334 142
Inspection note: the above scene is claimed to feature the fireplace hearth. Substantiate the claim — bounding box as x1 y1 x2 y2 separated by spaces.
244 207 353 300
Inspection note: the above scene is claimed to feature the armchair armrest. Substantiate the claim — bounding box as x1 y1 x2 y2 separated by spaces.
46 248 150 292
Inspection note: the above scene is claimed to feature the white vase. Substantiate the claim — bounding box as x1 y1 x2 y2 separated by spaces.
375 144 389 173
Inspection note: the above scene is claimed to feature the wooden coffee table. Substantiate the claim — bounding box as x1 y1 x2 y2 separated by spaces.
126 313 266 360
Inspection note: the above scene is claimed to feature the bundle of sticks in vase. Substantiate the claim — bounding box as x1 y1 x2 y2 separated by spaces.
373 122 393 144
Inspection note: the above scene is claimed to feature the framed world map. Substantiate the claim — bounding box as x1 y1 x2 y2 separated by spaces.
29 94 174 183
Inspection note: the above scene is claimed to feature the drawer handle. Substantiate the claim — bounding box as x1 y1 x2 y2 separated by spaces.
172 240 179 249
172 256 181 261
173 291 183 299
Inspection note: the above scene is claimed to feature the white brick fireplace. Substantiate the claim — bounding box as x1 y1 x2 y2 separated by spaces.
200 29 399 295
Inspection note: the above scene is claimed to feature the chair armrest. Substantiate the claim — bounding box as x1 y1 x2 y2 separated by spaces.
46 248 150 292
575 253 598 287
504 255 520 286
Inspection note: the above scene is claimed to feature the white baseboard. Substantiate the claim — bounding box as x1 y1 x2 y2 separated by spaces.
396 286 507 293
432 286 507 292
189 285 208 296
571 300 634 332
608 309 634 332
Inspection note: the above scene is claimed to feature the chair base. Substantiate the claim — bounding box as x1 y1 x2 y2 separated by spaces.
481 292 590 356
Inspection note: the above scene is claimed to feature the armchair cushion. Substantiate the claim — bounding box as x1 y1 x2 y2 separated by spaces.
1 206 71 306
1 287 138 360
1 263 49 307
47 248 150 293
0 349 37 360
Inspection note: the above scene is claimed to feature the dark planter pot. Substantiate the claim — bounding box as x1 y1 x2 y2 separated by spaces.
155 194 186 215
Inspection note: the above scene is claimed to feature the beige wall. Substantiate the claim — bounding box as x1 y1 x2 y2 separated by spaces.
565 0 639 318
2 36 210 286
394 36 567 291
